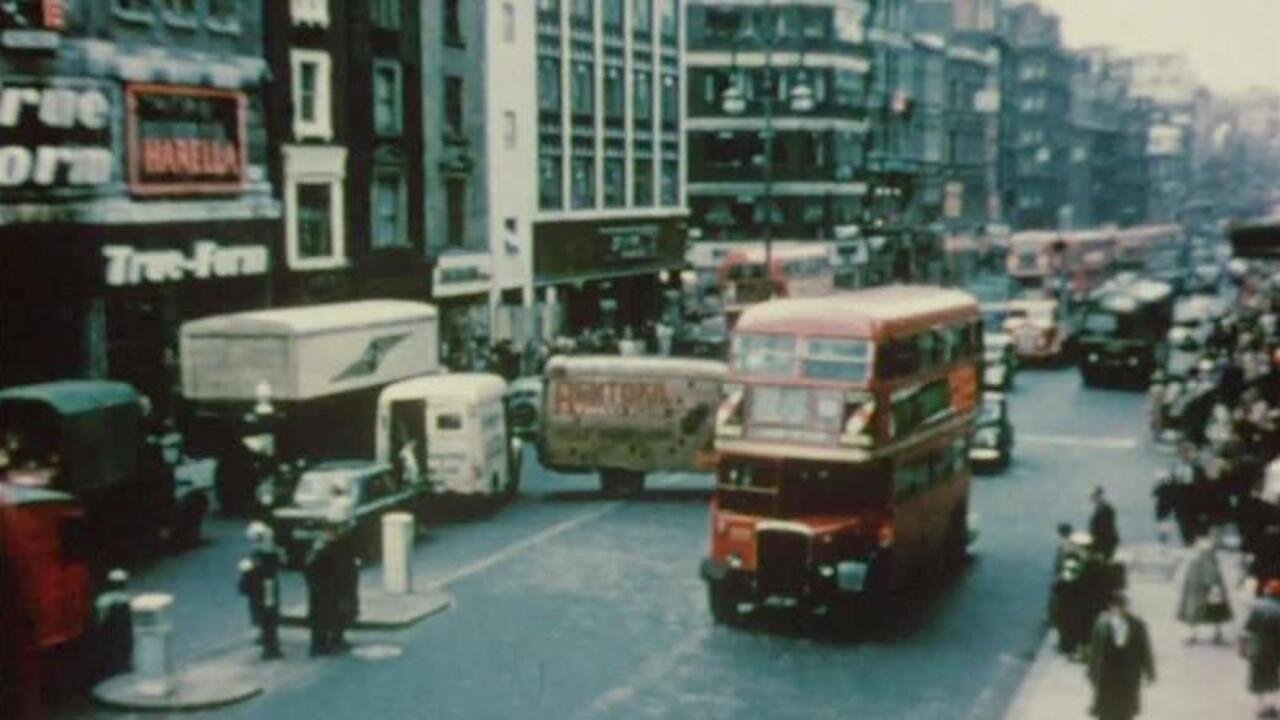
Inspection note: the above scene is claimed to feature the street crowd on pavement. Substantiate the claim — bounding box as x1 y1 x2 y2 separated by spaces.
1017 259 1280 720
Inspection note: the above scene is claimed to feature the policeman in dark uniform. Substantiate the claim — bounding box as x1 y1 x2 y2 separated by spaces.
238 522 283 659
304 527 339 656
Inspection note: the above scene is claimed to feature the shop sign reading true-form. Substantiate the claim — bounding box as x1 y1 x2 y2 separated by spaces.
103 241 268 287
0 77 113 194
126 84 246 196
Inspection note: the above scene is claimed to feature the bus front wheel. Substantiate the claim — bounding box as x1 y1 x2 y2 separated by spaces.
707 580 741 625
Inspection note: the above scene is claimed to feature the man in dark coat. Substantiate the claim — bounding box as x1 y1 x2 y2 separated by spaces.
1088 592 1156 720
304 529 340 656
1090 487 1120 561
1245 579 1280 718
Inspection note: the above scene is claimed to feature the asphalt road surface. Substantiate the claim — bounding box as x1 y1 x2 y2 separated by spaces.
56 364 1170 720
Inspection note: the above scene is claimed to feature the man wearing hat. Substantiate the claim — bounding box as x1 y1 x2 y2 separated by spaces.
1088 591 1155 720
1090 486 1120 561
238 522 283 660
1244 579 1280 718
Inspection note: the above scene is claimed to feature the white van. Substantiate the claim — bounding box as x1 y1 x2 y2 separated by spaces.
376 373 518 499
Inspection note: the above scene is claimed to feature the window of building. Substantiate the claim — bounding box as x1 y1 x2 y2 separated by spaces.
604 158 625 207
571 61 594 116
572 155 595 209
206 0 239 29
539 154 563 209
604 0 624 29
291 50 332 140
538 57 561 113
502 1 516 42
503 111 517 149
446 178 467 247
660 159 678 205
538 0 558 14
290 0 329 27
372 0 400 30
633 155 653 205
634 70 652 123
633 0 651 33
371 168 407 248
296 183 334 261
114 0 152 18
373 61 403 136
604 66 624 122
161 0 197 24
444 0 462 44
658 0 677 38
661 74 678 126
445 75 464 137
571 0 592 24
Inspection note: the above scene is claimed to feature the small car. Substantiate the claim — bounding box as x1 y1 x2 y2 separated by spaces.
970 393 1014 472
1004 298 1073 363
273 460 418 566
983 332 1018 391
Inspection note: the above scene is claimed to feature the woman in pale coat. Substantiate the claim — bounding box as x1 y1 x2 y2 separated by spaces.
1177 535 1232 643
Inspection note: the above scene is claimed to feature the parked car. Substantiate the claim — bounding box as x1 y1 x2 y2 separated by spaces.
1004 298 1074 363
272 460 423 566
983 332 1018 391
970 393 1014 472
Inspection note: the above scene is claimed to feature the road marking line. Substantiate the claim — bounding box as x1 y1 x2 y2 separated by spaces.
432 502 624 589
1019 434 1137 450
575 624 712 719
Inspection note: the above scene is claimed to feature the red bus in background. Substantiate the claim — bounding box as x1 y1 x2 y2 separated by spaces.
1006 229 1116 299
718 246 835 327
702 286 981 626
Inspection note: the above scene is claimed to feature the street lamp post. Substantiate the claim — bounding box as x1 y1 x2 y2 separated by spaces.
720 3 812 298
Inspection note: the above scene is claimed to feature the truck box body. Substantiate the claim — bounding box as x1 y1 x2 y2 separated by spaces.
542 356 727 474
179 300 439 461
181 300 439 402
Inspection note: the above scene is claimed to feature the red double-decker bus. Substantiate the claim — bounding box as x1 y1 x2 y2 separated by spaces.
701 286 982 625
718 246 835 327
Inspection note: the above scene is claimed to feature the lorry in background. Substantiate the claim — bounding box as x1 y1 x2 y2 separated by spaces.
540 355 727 493
180 300 439 512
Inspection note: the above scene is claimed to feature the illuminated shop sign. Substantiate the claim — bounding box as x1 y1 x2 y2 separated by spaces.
126 84 246 196
103 241 268 286
0 78 113 193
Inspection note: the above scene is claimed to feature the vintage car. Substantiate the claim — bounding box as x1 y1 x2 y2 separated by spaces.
272 460 424 566
1004 298 1074 363
983 332 1017 391
0 380 207 557
505 376 544 444
970 393 1014 471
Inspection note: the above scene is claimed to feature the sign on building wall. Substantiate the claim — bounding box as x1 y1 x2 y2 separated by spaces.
102 241 269 286
0 77 113 195
126 84 246 196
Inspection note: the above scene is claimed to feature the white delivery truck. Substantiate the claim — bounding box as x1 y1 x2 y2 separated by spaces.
180 300 439 511
376 373 520 501
541 355 727 493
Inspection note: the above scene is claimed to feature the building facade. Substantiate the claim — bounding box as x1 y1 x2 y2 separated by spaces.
942 39 999 232
262 0 429 312
0 1 278 414
685 0 876 286
999 2 1071 230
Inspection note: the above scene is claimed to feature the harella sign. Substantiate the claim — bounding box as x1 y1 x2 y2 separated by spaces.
126 84 246 196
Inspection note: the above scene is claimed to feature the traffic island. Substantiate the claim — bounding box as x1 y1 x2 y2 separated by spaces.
92 648 264 712
282 588 453 630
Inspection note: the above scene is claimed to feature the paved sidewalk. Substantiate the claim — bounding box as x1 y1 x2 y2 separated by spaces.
1005 543 1256 720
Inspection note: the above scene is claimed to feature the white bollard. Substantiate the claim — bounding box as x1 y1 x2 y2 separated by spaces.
129 593 174 697
382 512 415 595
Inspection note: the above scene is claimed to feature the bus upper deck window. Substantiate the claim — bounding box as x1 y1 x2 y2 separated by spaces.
436 414 463 431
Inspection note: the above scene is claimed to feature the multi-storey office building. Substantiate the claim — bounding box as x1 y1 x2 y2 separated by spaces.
262 0 428 310
685 0 875 287
866 0 917 227
528 0 688 335
909 33 946 226
1065 49 1122 228
0 1 278 415
1000 2 1071 230
942 40 998 231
